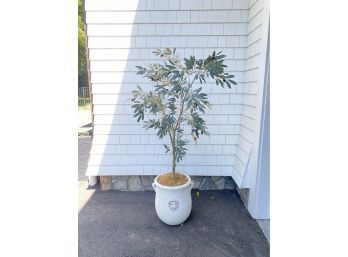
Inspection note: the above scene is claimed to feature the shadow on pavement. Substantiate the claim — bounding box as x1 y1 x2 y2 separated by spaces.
78 189 269 257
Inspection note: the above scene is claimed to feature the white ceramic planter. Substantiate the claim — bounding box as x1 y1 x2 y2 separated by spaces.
152 172 193 225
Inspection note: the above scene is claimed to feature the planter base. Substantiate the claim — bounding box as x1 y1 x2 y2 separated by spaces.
152 172 193 225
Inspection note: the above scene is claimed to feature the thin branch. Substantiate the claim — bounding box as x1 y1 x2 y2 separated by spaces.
174 77 197 132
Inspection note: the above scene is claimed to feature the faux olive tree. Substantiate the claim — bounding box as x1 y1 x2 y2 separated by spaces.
131 48 236 179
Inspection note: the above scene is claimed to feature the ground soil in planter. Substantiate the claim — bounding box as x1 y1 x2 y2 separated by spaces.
157 172 188 186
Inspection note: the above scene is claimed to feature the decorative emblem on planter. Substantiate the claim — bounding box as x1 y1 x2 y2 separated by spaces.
168 199 179 211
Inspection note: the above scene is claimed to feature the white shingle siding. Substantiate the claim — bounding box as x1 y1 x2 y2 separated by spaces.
85 0 267 180
234 0 266 182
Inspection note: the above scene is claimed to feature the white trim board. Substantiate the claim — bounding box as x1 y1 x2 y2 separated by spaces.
247 4 270 218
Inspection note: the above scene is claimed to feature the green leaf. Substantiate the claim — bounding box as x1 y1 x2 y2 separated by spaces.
131 48 236 168
229 79 237 85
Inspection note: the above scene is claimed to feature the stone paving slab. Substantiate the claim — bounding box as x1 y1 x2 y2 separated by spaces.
79 189 270 257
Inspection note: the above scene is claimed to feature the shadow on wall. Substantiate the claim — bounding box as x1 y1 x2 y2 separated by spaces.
87 0 245 178
93 2 165 176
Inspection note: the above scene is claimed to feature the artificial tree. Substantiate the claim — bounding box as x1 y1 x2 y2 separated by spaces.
131 48 236 180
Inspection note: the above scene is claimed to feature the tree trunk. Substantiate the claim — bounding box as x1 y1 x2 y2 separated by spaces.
171 132 176 180
172 153 176 180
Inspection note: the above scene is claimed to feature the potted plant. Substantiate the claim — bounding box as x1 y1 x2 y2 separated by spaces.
131 48 236 225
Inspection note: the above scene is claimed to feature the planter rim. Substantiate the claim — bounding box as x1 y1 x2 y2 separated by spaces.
154 172 192 190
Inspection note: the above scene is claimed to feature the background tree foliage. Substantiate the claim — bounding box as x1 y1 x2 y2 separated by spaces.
78 0 88 88
131 48 236 178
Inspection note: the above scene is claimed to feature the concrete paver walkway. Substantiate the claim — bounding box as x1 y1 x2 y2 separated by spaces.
78 110 92 135
78 135 91 181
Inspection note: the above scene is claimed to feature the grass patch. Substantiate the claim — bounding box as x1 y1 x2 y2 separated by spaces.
78 98 91 110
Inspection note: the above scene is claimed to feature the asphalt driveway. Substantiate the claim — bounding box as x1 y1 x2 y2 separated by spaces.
78 136 269 257
79 189 269 257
